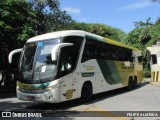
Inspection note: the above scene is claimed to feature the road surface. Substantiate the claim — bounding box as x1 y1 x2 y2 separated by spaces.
0 82 160 120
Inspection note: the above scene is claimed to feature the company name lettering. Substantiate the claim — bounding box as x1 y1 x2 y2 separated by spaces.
12 112 42 117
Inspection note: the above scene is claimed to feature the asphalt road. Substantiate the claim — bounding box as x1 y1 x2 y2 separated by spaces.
0 82 160 120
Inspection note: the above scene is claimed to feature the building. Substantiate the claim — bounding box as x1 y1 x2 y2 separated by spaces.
147 41 160 82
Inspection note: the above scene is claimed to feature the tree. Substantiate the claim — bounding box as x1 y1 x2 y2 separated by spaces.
0 0 32 86
155 17 160 25
28 0 73 33
132 18 153 44
0 0 73 88
0 0 73 84
125 28 143 49
0 0 33 49
134 17 153 28
69 22 127 42
126 17 160 77
0 0 73 50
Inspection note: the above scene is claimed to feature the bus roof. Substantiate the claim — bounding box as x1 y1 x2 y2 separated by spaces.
27 30 86 42
27 30 140 51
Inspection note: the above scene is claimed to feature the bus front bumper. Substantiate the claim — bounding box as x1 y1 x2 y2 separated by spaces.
16 89 60 103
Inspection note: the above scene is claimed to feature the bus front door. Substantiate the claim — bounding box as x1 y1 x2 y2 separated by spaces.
60 73 78 102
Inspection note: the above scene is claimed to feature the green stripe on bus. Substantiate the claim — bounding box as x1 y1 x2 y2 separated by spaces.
97 60 121 85
107 61 122 84
18 81 51 90
32 82 50 89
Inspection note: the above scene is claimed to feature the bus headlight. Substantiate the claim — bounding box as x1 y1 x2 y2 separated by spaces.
17 85 20 89
16 82 20 89
45 83 59 91
45 86 53 91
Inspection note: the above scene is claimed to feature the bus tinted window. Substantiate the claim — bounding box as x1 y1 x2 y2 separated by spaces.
81 39 98 62
58 36 83 75
82 37 133 62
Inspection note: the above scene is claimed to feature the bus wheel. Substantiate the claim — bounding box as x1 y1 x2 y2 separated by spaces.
133 76 137 88
80 83 92 103
128 76 134 90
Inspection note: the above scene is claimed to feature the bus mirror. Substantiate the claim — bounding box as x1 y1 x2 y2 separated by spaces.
8 48 22 64
51 43 73 61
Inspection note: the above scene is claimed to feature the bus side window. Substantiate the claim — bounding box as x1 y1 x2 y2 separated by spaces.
58 47 73 74
61 36 83 73
82 38 98 62
82 48 90 62
82 38 133 62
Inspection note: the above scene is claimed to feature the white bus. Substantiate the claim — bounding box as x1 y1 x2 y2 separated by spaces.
9 30 143 103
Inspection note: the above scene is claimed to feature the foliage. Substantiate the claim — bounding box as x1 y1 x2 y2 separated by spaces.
125 18 160 51
0 0 72 50
143 65 151 78
134 17 153 28
0 0 33 49
68 22 127 42
0 0 127 55
1 0 159 79
28 0 73 33
125 28 143 50
0 0 72 71
126 18 160 77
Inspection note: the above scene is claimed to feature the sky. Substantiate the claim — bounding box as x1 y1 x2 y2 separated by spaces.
59 0 160 33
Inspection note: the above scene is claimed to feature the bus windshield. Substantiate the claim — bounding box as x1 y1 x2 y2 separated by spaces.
19 39 60 81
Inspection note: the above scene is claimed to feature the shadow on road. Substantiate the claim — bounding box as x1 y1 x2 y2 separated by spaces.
0 88 16 99
0 82 148 111
0 82 148 119
88 82 148 104
26 82 148 111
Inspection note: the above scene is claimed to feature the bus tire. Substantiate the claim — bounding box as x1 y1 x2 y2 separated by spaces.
128 76 134 90
133 76 137 88
80 83 92 103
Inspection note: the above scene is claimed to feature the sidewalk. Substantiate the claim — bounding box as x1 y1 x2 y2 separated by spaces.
143 78 160 87
150 82 160 87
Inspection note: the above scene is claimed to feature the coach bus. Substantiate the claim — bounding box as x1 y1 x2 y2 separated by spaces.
9 30 143 103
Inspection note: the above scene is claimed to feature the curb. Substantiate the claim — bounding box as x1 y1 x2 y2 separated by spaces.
149 82 160 87
143 78 160 87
